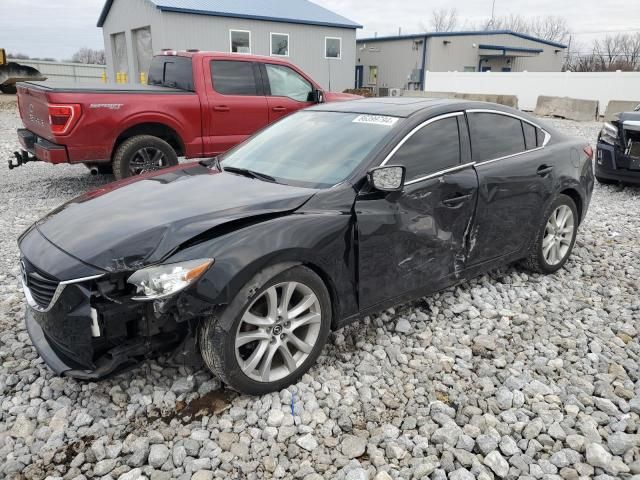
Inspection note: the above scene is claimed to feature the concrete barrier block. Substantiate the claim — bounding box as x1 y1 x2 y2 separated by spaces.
403 90 518 108
534 95 599 122
604 100 640 121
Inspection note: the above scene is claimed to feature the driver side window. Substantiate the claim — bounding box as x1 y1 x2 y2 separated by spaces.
390 116 461 182
265 64 313 102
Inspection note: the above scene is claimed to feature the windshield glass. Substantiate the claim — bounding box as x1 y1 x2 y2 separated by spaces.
221 111 400 188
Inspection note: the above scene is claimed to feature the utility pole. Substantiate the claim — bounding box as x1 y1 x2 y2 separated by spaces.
489 0 496 29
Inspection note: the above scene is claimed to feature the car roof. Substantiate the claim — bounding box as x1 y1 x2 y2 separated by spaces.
310 97 472 118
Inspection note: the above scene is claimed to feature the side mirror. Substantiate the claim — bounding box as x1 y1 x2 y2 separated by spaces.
368 165 406 192
313 89 325 104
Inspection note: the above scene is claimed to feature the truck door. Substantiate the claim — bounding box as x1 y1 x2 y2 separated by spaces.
205 59 269 155
260 63 315 123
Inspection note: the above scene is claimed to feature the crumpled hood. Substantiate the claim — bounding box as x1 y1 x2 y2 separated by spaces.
36 164 316 271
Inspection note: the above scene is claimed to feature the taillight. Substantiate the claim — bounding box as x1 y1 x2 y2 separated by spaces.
583 145 594 159
48 104 81 135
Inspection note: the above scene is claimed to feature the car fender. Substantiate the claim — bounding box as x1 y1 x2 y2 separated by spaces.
171 213 358 327
111 112 191 155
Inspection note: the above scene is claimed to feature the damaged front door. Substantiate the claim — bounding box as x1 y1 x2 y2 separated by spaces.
355 113 479 309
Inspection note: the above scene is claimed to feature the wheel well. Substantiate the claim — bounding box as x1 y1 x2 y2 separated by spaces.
302 262 341 330
560 188 583 223
113 123 184 157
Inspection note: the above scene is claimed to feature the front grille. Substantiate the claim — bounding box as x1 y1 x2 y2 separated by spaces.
22 259 60 309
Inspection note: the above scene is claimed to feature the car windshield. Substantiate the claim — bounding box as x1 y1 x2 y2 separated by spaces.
221 111 401 188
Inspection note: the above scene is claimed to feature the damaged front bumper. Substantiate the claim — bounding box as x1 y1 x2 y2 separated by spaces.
19 249 205 380
596 119 640 185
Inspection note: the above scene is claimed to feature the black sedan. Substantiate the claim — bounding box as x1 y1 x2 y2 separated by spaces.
596 104 640 185
18 98 594 394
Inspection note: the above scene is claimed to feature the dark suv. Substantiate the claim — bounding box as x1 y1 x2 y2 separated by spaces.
596 104 640 185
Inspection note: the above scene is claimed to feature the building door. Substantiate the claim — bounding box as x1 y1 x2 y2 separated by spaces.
355 65 363 88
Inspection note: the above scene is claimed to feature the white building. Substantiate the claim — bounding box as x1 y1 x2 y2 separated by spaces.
98 0 361 91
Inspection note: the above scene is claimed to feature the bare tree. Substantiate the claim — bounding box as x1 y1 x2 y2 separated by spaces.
70 48 106 65
529 16 570 44
7 52 30 60
430 8 458 32
564 33 640 72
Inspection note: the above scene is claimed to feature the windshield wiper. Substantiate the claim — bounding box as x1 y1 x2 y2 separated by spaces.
223 166 277 183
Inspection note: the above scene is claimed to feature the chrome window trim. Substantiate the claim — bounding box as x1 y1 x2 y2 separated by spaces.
405 161 476 185
466 108 551 148
380 111 464 168
21 273 105 313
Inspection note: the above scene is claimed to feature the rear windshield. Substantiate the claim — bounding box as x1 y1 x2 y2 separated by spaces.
148 56 194 91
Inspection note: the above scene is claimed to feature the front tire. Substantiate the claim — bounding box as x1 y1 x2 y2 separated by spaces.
199 266 332 395
112 135 178 180
0 84 17 94
523 194 578 274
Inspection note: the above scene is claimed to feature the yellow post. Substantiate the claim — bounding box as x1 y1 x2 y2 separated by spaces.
123 72 128 83
101 71 107 83
116 72 122 84
140 71 147 84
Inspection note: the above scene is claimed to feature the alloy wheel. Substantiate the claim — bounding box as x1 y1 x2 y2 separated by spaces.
235 281 322 382
129 147 167 175
542 205 575 266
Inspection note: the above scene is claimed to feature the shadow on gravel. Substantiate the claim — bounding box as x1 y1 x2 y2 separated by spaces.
148 390 237 424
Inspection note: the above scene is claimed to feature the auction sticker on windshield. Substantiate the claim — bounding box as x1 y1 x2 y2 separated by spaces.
352 115 399 127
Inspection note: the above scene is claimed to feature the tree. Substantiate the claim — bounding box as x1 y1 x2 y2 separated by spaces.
430 8 458 32
70 48 106 65
474 14 570 44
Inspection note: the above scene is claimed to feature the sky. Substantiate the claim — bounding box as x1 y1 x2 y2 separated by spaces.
1 0 639 59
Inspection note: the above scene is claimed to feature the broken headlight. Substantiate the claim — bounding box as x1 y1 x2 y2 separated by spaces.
128 259 214 300
599 122 619 146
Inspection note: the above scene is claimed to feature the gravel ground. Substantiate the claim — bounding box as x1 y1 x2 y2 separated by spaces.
0 102 639 480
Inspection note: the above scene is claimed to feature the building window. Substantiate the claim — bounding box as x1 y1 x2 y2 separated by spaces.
270 33 289 57
368 66 378 85
230 30 251 53
325 37 342 59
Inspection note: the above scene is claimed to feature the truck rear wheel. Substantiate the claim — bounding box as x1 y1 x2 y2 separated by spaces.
112 135 178 180
0 85 17 94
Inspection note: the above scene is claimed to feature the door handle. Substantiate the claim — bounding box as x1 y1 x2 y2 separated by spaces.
442 193 473 207
537 165 554 176
213 105 230 112
272 106 287 112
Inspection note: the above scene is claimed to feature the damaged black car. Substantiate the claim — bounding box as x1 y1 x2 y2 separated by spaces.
19 98 594 395
596 104 640 185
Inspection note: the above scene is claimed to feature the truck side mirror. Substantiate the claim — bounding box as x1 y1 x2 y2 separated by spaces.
313 89 325 104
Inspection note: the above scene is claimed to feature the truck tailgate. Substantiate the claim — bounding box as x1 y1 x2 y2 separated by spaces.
17 84 54 140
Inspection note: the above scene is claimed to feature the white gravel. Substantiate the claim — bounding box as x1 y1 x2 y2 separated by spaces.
1 103 639 480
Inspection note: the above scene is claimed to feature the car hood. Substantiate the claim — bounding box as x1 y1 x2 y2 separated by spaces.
35 164 317 271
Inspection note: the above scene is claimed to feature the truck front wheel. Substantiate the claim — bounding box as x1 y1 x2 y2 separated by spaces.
112 135 179 180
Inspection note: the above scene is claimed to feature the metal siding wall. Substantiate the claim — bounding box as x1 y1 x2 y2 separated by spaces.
356 38 423 90
101 0 356 90
19 60 106 83
426 34 565 72
158 12 356 91
101 0 164 81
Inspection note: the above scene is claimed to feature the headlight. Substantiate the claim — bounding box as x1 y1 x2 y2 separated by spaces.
599 122 619 146
128 258 213 300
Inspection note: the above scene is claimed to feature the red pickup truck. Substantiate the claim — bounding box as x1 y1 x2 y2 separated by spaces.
13 51 358 179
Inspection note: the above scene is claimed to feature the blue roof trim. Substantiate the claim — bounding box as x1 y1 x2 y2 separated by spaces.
478 44 543 54
357 30 567 49
156 6 362 29
98 0 361 28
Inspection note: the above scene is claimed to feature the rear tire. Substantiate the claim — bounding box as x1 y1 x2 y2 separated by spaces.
0 84 17 94
199 266 332 395
112 135 178 180
522 194 578 274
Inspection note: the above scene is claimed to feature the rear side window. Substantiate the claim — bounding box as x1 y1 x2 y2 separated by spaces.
211 60 258 96
468 112 526 162
148 56 194 91
391 116 461 181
